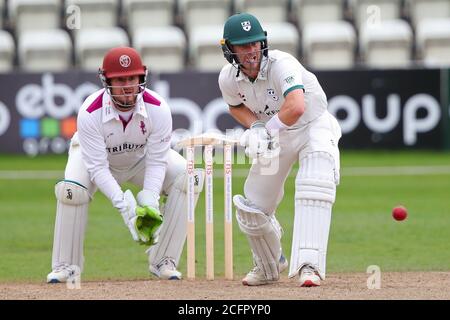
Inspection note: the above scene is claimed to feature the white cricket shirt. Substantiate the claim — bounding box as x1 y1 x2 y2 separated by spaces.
218 50 328 127
77 88 172 205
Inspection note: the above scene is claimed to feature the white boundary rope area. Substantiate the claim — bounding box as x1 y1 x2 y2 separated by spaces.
2 165 450 180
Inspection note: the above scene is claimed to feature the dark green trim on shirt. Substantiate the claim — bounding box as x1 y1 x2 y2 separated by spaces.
58 179 88 190
283 85 304 97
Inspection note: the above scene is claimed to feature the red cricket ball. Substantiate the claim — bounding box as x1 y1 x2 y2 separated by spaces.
392 205 408 221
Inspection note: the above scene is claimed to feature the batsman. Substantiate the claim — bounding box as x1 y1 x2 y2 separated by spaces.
219 13 342 287
47 47 204 283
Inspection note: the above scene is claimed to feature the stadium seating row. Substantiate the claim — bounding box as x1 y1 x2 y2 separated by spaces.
2 0 449 32
2 0 293 32
0 0 450 72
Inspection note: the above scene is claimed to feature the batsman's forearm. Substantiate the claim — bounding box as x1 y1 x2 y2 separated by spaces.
277 106 302 126
229 105 258 129
277 90 305 126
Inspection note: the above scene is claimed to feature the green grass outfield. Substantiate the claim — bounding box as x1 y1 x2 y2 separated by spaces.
1 150 450 282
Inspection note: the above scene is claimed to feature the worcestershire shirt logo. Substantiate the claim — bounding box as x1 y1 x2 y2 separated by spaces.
267 89 279 101
241 21 251 31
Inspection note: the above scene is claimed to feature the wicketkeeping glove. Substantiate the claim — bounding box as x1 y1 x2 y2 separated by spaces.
134 205 163 246
117 190 163 246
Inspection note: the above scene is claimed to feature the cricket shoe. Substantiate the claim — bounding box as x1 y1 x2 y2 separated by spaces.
47 264 80 284
242 254 289 286
299 264 321 287
149 257 182 280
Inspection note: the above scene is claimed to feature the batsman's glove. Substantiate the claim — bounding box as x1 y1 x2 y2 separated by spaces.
240 121 274 159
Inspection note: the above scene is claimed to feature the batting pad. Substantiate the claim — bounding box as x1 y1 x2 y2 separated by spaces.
147 169 204 267
234 195 283 281
289 152 336 279
52 180 90 271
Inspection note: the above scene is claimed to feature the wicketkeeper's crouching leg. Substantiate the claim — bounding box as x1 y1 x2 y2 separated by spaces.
47 133 93 283
146 157 204 280
47 181 90 283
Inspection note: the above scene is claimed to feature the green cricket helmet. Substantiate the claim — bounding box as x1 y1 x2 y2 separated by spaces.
221 13 268 65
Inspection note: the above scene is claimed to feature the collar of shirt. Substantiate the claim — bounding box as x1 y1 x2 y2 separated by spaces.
101 92 148 124
235 55 271 82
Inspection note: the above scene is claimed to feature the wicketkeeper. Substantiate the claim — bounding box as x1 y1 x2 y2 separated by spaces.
47 47 204 283
219 13 342 287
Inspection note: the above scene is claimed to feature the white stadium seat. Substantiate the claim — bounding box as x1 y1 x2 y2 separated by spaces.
406 0 450 28
133 26 186 73
234 0 289 24
8 0 61 34
75 27 129 71
265 23 300 58
360 19 413 68
416 18 450 67
189 25 225 71
179 0 231 34
123 0 175 37
349 0 402 30
18 29 72 71
65 0 119 29
303 21 356 70
292 0 345 29
0 30 15 72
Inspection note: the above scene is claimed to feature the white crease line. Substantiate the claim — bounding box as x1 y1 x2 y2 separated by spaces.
0 171 63 179
1 165 450 180
232 166 450 177
341 166 450 176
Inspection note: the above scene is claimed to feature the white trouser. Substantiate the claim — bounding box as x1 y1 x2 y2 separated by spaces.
243 111 341 278
244 111 341 214
51 132 186 271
